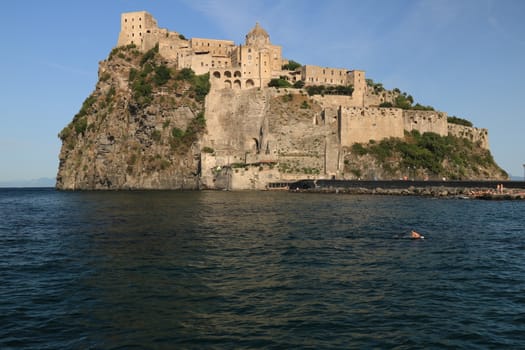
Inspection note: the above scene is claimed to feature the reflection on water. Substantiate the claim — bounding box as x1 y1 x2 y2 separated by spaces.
1 189 524 349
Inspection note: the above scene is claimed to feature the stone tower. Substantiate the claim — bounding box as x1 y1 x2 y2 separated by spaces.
117 11 160 51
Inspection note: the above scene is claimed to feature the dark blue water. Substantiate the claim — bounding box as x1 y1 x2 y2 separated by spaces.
1 188 524 349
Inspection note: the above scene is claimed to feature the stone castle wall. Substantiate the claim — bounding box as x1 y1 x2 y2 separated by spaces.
339 107 404 146
448 124 489 149
311 95 361 109
403 110 448 136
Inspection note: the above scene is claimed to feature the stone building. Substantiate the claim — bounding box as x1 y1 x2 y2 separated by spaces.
117 11 283 88
116 11 368 93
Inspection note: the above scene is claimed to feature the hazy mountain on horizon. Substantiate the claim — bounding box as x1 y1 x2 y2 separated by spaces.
0 177 55 188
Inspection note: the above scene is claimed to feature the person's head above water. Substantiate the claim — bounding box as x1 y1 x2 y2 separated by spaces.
411 230 422 239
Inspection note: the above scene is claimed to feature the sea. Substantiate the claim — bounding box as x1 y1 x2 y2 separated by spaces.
1 188 524 349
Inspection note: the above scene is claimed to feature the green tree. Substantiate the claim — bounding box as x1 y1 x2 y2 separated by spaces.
193 73 210 102
394 95 412 109
153 64 171 86
268 78 292 88
177 68 195 81
282 60 302 70
140 44 159 66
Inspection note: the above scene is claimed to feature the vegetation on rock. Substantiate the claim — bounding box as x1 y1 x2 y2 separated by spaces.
344 130 507 180
56 41 210 190
268 78 292 88
306 84 354 96
447 116 473 127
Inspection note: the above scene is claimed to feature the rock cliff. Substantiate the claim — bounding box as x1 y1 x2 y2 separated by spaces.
57 45 205 190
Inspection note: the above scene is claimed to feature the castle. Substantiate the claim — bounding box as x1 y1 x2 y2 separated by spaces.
117 11 366 96
116 11 491 189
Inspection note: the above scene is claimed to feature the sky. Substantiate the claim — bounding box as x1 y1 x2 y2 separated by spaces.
1 0 524 182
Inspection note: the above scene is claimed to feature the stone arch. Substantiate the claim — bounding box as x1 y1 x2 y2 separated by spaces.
213 71 221 79
252 138 260 153
224 80 232 89
246 79 255 88
224 71 232 78
233 80 241 89
234 70 242 78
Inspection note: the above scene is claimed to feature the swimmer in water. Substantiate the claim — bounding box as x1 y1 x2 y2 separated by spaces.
411 230 424 239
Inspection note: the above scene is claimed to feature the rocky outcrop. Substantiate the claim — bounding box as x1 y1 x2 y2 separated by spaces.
56 45 204 190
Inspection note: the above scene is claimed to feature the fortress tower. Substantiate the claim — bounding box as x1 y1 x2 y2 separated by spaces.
117 11 160 51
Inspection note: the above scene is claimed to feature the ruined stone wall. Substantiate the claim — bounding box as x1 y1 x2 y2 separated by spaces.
403 110 448 136
339 107 404 145
448 124 489 149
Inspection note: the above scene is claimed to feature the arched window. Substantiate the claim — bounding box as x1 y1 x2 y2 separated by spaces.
233 80 241 89
234 71 241 77
213 71 221 78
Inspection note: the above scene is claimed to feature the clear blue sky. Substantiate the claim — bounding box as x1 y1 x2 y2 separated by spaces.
1 0 524 182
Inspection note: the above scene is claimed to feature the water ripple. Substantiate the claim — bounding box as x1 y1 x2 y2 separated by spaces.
1 189 524 348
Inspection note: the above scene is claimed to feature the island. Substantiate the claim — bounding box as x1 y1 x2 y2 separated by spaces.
57 11 508 191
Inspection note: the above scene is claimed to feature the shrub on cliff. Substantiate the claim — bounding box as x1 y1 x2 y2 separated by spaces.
76 95 97 119
140 44 159 66
74 117 88 135
293 80 305 88
394 94 413 109
176 68 195 81
193 73 210 102
169 112 206 153
306 84 353 96
412 103 434 111
347 130 502 179
153 64 171 86
448 116 473 127
268 78 292 88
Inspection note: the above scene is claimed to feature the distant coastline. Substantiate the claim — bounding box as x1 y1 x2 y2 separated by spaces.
0 178 55 188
